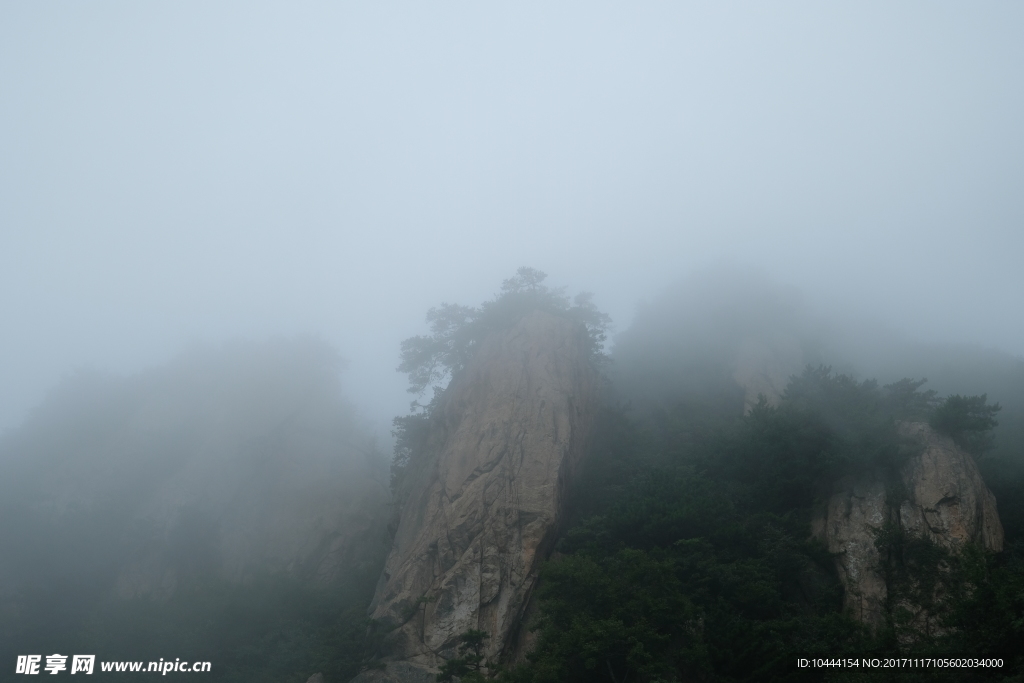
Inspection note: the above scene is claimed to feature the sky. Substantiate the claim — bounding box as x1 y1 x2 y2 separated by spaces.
2 2 1022 437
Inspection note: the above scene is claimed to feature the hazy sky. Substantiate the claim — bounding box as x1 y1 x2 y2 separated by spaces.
2 2 1022 436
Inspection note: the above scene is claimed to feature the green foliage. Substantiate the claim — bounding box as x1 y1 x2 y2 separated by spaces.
504 366 1024 682
390 412 433 495
519 548 709 683
437 630 490 682
883 378 939 421
0 340 390 683
0 572 383 683
391 267 612 532
714 367 926 514
980 456 1024 548
939 544 1024 660
930 394 1002 455
398 267 610 397
402 593 437 622
872 522 954 641
863 530 1024 681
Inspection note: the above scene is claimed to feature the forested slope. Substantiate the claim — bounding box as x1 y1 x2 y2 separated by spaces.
491 273 1024 683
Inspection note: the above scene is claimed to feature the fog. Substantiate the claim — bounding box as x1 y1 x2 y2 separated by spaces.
2 2 1023 437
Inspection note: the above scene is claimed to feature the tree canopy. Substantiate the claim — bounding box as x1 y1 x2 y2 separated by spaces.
930 393 1002 455
497 367 1023 683
397 267 610 398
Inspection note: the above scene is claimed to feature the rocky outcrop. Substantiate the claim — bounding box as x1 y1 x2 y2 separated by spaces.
813 476 891 625
353 311 599 682
894 423 1004 551
812 422 1003 627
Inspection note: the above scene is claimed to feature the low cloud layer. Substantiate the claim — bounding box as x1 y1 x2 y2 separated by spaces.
2 2 1022 435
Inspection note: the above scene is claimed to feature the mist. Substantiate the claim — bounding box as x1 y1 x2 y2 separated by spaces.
2 2 1023 437
3 4 1024 681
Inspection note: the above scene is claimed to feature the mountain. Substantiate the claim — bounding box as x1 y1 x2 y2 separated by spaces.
354 311 600 682
0 338 390 682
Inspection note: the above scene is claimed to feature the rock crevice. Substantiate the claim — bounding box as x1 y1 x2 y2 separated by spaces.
812 422 1003 627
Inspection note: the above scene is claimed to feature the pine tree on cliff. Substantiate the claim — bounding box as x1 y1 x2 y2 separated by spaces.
930 393 1001 455
436 630 489 682
391 268 609 495
397 267 609 398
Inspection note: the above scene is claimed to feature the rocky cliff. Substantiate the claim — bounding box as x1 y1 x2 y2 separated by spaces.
812 422 1004 627
354 311 599 683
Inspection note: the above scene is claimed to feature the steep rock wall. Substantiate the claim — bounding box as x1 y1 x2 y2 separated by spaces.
812 422 1003 627
355 311 599 682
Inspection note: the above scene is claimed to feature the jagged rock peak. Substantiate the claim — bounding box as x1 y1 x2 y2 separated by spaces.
353 311 600 682
812 421 1004 627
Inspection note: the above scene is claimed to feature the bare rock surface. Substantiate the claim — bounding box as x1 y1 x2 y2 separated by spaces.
353 311 599 681
895 423 1004 551
814 477 890 625
813 422 1003 627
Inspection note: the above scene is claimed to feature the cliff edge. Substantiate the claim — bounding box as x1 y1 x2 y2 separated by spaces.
353 311 599 682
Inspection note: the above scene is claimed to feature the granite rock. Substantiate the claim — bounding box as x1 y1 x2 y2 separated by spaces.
353 311 599 680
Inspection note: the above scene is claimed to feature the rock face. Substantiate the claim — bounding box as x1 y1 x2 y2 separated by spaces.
812 422 1004 627
813 477 891 625
354 311 599 682
895 423 1004 551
